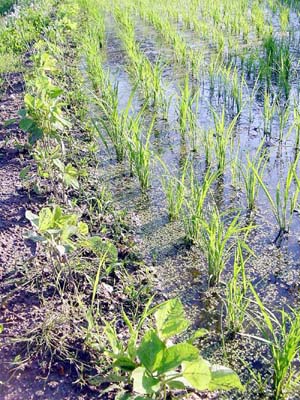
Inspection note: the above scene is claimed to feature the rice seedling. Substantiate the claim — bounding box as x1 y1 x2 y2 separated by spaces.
200 208 251 287
278 43 291 98
127 118 154 192
211 107 239 173
278 102 290 142
183 168 218 245
231 68 244 114
177 74 198 134
263 90 276 137
240 139 266 213
203 128 215 166
160 160 188 221
280 6 290 33
250 154 300 244
92 87 137 162
248 286 300 400
292 106 300 152
225 241 250 334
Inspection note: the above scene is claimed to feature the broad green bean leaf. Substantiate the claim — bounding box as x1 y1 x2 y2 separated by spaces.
154 298 189 340
187 328 209 344
182 358 211 390
113 355 137 371
61 225 77 241
137 330 165 372
38 208 54 232
19 117 33 131
48 86 63 98
18 109 26 118
24 93 34 108
156 343 199 374
28 126 43 145
64 164 79 189
5 118 17 126
20 166 31 180
0 324 3 333
53 206 62 222
81 236 118 261
167 380 185 390
25 210 39 228
24 232 46 242
132 367 160 395
208 365 244 391
53 158 65 172
77 221 88 236
64 175 79 189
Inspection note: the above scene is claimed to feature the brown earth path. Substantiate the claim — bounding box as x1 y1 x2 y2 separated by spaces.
0 73 92 400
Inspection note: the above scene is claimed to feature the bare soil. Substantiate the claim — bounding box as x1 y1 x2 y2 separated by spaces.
0 73 94 400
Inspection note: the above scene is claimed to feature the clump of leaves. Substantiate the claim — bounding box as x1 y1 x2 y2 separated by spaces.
103 298 244 399
25 205 89 260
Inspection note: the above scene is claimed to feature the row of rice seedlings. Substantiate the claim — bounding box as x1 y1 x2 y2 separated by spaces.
84 26 107 93
278 102 290 142
225 270 300 399
113 5 165 108
156 0 271 60
132 1 198 72
260 35 292 98
81 2 155 191
292 107 300 151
